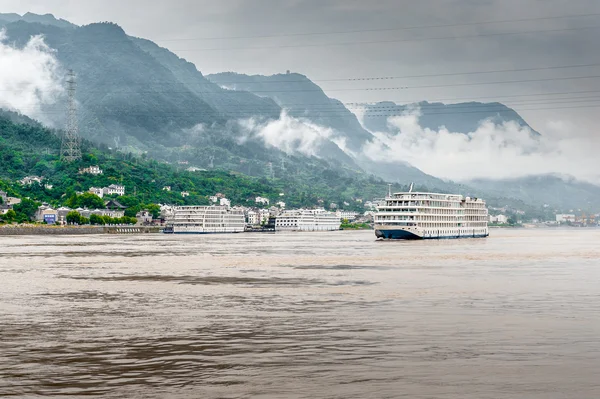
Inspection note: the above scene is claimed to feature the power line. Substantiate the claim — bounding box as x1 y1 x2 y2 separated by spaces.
154 12 600 42
60 12 600 44
170 25 600 52
50 24 600 54
11 88 600 115
43 61 598 87
209 62 600 83
14 101 600 118
10 73 597 94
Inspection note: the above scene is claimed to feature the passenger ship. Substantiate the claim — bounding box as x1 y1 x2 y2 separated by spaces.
163 205 245 234
374 185 489 240
275 208 341 232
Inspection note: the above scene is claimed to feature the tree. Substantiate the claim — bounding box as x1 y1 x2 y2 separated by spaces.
77 192 105 209
65 192 78 208
89 214 104 225
2 209 16 223
145 203 161 219
13 198 39 221
507 216 517 225
66 211 82 225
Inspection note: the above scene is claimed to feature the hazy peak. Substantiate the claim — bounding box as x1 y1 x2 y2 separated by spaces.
0 12 76 28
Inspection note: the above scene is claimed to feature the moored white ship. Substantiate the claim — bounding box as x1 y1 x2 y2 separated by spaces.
374 185 489 240
276 208 341 232
163 205 245 234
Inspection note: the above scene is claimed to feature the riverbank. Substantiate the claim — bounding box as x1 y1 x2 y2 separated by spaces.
340 222 372 230
0 225 161 235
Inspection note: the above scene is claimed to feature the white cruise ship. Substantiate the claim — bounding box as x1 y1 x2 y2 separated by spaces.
163 206 245 234
374 186 489 240
276 208 341 232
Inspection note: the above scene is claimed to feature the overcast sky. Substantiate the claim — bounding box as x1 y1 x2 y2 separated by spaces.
2 0 600 136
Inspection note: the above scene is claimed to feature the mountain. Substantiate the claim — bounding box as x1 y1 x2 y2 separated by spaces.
207 72 375 153
468 175 600 211
206 72 454 188
0 110 398 211
0 12 75 28
1 16 448 188
361 101 540 135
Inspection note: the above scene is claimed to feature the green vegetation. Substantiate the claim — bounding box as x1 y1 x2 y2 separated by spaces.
2 209 16 223
340 219 371 230
63 211 136 226
0 113 395 218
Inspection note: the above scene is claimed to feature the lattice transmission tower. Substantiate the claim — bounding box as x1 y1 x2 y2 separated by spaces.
267 162 275 180
60 69 81 162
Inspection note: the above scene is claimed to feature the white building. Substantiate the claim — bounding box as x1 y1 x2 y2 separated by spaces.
20 176 43 185
186 167 205 172
103 184 125 196
556 214 576 223
489 214 509 224
36 206 58 223
44 184 53 190
89 187 104 198
220 198 231 207
255 196 270 206
336 210 359 221
209 196 218 203
163 186 172 192
248 208 271 225
79 165 103 175
181 191 190 198
276 201 286 208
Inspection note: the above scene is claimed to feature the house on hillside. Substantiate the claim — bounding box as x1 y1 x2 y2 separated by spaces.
103 184 125 196
255 196 270 206
181 191 190 198
20 176 43 185
220 198 231 207
79 165 103 175
89 187 104 198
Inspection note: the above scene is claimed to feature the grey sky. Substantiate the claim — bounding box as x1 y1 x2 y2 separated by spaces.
2 0 600 135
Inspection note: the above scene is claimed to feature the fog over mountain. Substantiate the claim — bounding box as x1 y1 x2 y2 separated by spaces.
0 29 63 125
360 107 600 185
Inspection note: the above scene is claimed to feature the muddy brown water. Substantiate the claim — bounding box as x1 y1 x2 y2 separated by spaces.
1 229 599 398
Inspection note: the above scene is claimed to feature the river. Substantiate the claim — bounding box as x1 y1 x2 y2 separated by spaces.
1 229 599 398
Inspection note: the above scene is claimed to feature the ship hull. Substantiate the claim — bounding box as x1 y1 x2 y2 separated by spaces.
375 227 489 240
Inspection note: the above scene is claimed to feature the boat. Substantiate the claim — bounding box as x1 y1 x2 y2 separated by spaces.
374 184 489 240
163 205 245 234
275 208 341 232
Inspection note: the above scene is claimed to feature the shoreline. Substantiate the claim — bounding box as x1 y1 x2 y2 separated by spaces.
0 225 161 236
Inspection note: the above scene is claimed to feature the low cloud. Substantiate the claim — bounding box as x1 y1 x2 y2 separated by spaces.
0 30 63 124
237 111 336 157
362 107 600 184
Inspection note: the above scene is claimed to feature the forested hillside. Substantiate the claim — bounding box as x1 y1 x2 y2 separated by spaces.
0 112 396 211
